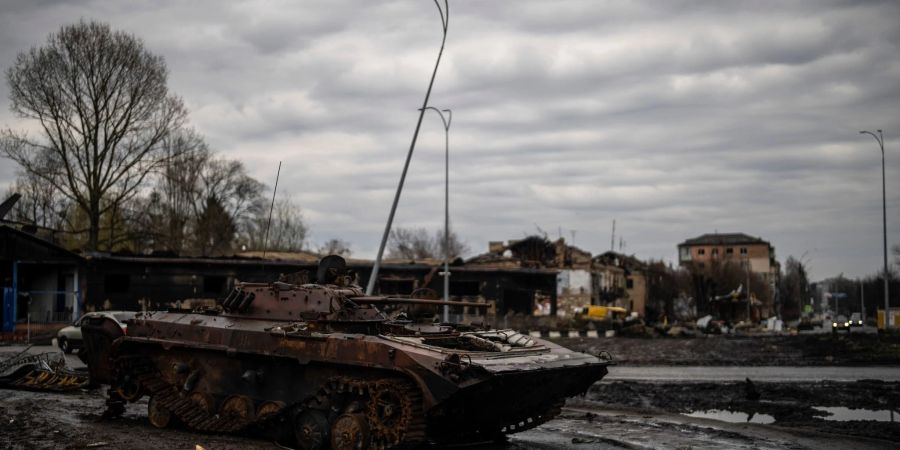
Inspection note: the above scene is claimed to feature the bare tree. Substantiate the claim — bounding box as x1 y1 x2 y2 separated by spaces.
154 129 208 252
195 196 236 257
1 20 186 250
4 168 69 231
242 196 308 252
194 157 264 233
435 228 469 260
124 132 266 256
388 227 434 259
387 226 468 260
318 238 352 257
778 256 810 320
644 260 693 323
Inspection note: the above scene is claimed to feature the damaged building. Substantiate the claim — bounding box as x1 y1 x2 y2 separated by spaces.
467 237 648 319
1 225 83 340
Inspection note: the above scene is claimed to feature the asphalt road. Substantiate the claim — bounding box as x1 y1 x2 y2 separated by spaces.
606 365 900 382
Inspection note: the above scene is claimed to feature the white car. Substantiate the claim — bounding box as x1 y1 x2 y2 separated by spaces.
56 311 135 354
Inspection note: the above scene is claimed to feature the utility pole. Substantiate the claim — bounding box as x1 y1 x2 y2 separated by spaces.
859 130 890 328
610 219 616 252
860 278 865 322
746 261 752 323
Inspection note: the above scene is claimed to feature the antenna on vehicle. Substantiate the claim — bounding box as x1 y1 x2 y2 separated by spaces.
262 161 282 261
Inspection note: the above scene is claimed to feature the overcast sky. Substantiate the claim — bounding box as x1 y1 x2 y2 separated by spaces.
1 0 898 281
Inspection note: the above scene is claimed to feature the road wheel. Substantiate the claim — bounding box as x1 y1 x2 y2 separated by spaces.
367 380 420 447
148 396 172 429
58 336 71 354
115 376 143 402
294 409 329 450
331 413 370 450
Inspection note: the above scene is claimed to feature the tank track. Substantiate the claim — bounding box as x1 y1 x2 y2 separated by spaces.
109 355 426 449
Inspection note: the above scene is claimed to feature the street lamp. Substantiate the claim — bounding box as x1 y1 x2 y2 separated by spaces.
859 129 889 328
367 0 449 296
422 107 452 322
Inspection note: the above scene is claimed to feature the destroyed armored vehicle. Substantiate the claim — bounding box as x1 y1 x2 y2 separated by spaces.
82 256 611 449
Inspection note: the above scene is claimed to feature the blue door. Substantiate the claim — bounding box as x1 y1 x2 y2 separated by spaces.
2 287 14 332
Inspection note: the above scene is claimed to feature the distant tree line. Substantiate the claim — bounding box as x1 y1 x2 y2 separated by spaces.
386 226 469 260
643 252 898 323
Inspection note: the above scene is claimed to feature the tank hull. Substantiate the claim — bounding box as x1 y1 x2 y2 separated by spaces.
82 281 612 449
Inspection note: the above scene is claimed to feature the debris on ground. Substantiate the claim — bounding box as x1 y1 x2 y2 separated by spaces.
0 350 88 391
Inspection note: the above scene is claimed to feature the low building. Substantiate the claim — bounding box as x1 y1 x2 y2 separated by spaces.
1 225 83 339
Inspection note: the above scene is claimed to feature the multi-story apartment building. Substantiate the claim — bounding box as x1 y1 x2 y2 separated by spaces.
677 233 780 283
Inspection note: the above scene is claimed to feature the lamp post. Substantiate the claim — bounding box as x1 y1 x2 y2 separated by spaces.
859 129 889 328
745 257 752 323
367 0 449 296
422 107 452 323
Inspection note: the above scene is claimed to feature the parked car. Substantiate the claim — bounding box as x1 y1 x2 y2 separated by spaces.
849 312 864 328
831 315 851 333
56 311 135 354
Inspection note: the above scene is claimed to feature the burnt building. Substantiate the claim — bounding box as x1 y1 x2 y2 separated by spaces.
77 252 557 324
1 225 82 338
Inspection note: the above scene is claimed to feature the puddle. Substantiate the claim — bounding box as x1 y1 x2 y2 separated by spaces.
683 409 775 424
813 406 899 422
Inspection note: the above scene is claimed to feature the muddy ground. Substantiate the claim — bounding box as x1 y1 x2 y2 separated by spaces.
559 332 900 366
1 383 897 450
587 379 900 443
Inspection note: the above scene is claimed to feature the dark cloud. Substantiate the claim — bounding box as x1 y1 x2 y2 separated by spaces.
1 0 898 279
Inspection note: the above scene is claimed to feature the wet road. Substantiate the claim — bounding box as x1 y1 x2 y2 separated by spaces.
606 365 900 382
10 343 900 383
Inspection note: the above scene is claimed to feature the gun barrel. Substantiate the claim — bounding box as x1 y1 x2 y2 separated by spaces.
350 296 489 308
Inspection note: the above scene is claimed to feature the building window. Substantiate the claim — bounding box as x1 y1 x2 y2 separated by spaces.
740 247 748 255
626 278 634 289
698 248 706 255
104 275 130 294
712 248 719 256
726 248 734 254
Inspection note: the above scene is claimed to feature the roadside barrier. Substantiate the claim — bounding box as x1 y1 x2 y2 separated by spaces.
521 330 609 338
